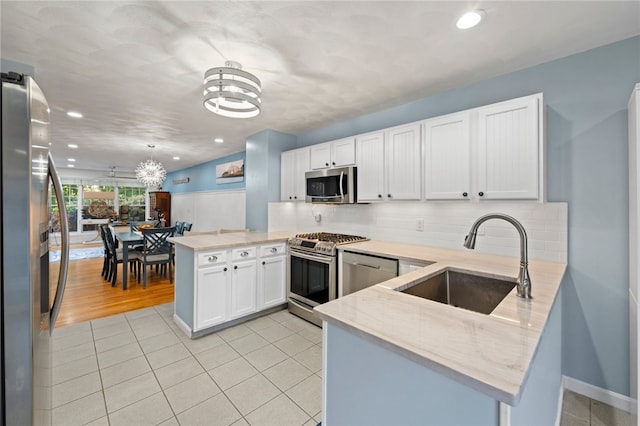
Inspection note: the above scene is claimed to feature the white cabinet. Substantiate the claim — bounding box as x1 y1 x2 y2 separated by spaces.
193 242 287 332
476 94 542 200
385 123 422 200
355 125 421 202
230 259 257 319
356 132 385 201
423 94 543 201
310 138 356 169
423 111 472 200
195 253 229 330
258 243 287 310
281 147 310 201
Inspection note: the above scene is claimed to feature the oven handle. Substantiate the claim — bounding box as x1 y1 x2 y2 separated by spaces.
288 248 335 264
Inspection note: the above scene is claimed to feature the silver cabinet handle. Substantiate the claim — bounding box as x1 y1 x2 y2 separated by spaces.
208 255 217 262
241 251 249 257
48 154 69 334
270 247 277 253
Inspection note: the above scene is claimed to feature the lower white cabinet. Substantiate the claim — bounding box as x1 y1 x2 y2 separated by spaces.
196 263 229 330
230 259 257 319
258 255 287 310
194 243 286 331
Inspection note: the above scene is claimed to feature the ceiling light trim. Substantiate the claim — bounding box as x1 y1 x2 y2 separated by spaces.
203 61 262 119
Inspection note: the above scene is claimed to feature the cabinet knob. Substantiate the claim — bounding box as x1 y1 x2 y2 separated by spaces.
234 265 238 270
462 192 468 197
478 191 484 197
325 162 329 167
289 196 292 200
332 162 336 166
223 267 228 271
378 194 382 198
387 194 392 198
262 261 266 265
294 196 297 200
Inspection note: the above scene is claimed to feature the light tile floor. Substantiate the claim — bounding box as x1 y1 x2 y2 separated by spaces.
52 303 633 426
51 303 322 426
560 390 632 426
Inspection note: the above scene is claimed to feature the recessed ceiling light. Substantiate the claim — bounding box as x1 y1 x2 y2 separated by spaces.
67 164 75 168
173 156 180 160
214 138 224 143
456 10 485 29
68 144 78 148
66 111 83 118
68 158 76 162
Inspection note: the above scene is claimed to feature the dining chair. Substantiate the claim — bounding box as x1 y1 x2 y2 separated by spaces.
174 221 184 236
136 227 176 289
104 225 140 287
99 224 112 280
183 222 192 232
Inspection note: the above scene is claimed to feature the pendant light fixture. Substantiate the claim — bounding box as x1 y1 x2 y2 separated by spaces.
136 144 166 188
203 61 262 118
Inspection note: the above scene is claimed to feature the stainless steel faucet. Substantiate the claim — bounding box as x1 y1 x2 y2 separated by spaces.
463 213 532 299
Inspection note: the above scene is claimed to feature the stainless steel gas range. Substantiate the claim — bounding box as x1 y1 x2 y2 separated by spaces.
287 232 368 326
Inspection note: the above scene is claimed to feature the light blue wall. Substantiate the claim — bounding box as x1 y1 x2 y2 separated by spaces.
163 151 245 194
245 129 297 231
294 36 640 396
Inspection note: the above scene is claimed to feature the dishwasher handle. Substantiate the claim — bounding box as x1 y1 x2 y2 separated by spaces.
353 262 382 270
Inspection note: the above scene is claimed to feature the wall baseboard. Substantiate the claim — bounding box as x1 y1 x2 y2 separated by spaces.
563 375 634 413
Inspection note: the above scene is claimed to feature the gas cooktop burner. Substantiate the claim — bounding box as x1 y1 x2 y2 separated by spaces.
293 232 368 245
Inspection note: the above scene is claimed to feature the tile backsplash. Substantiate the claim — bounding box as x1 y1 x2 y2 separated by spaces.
268 201 568 263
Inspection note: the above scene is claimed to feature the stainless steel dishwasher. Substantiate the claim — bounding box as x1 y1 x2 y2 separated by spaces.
339 251 398 297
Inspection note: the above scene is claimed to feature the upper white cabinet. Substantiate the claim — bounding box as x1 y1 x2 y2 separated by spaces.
356 124 421 202
281 147 310 201
310 137 356 169
476 94 542 200
424 93 543 201
385 123 422 200
355 132 385 201
424 111 472 200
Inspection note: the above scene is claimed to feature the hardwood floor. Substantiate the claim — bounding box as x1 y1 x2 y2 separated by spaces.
49 245 175 328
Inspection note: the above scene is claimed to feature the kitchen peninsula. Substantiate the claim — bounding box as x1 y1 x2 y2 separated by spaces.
170 231 295 338
316 240 566 426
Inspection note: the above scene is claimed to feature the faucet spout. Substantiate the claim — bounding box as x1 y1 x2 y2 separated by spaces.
463 213 532 299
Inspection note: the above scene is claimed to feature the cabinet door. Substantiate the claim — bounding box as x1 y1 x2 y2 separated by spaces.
230 260 257 319
196 265 229 330
355 132 385 202
386 123 422 200
310 143 332 170
424 112 472 200
258 255 286 310
294 148 310 201
332 138 356 167
280 151 296 201
477 95 540 199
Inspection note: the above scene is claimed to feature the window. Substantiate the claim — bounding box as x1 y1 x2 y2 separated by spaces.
49 183 78 232
118 186 146 222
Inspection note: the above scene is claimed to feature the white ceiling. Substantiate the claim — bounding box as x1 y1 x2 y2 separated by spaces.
1 1 638 178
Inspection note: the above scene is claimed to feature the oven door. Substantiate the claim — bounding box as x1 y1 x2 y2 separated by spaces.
288 248 336 308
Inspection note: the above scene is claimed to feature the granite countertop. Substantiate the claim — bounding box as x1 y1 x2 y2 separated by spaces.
314 240 566 405
169 230 296 251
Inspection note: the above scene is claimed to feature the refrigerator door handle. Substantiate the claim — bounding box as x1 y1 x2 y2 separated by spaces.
48 153 69 334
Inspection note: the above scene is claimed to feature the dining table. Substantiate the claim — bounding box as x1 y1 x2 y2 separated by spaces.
115 231 143 290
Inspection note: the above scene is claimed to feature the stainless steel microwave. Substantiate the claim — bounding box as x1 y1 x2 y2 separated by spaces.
305 166 357 204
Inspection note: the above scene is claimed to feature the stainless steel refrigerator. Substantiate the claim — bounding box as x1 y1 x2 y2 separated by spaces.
1 72 69 425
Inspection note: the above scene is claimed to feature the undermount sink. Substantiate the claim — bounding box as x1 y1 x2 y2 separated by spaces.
400 270 516 315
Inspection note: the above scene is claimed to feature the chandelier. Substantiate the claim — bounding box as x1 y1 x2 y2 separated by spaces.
136 144 166 188
203 61 261 118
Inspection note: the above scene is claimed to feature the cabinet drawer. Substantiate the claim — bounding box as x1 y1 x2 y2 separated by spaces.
197 251 227 267
231 246 256 261
259 243 286 257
